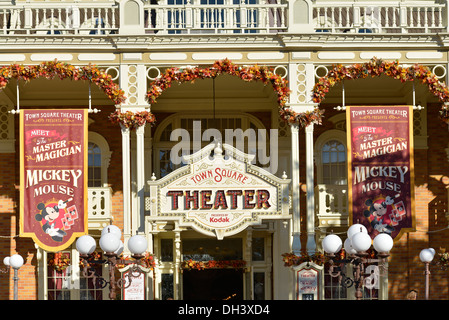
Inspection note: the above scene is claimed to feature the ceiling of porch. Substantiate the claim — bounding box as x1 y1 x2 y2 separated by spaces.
2 77 116 108
148 74 281 113
319 75 441 106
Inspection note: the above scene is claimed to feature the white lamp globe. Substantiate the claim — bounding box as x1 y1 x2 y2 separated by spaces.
100 232 121 253
76 235 97 255
347 224 368 240
3 256 10 266
9 254 24 269
351 232 372 252
373 233 393 253
322 234 342 254
101 225 122 240
115 241 124 255
128 235 148 255
419 248 435 263
344 238 357 255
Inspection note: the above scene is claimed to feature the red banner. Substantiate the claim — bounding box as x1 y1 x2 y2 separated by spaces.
20 109 88 252
347 106 415 241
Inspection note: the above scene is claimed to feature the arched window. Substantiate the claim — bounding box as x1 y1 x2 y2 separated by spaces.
153 113 267 178
88 142 102 187
321 139 346 185
315 129 347 185
88 132 112 187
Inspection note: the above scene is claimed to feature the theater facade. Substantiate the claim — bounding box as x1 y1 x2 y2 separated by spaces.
1 0 449 300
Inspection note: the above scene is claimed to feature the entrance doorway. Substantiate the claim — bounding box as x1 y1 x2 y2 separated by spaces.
182 269 243 300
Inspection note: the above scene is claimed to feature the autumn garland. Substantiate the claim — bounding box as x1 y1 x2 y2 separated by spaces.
0 60 126 105
281 252 326 267
146 59 323 127
117 252 156 270
108 110 156 130
181 259 247 271
282 249 381 267
48 252 71 272
312 57 449 123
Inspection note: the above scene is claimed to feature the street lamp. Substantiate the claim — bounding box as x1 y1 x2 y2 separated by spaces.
419 248 435 300
2 254 24 300
76 225 149 300
322 224 393 300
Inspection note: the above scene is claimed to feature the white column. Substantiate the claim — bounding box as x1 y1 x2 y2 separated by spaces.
290 123 301 255
305 123 316 255
135 124 146 233
121 124 132 242
174 225 181 300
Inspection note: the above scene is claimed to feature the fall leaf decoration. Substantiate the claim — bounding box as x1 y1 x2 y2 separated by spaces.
312 57 449 124
108 110 156 130
0 60 126 104
145 59 323 127
181 259 247 270
48 252 71 272
282 252 326 267
116 252 156 270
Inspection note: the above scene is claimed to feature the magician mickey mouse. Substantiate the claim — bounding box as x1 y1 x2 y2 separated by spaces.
35 199 71 242
363 195 396 235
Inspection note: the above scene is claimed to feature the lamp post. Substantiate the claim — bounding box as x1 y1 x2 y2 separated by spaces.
419 248 435 300
76 225 149 300
2 254 24 300
322 224 393 300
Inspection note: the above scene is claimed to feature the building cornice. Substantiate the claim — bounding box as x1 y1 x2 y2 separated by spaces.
0 33 446 52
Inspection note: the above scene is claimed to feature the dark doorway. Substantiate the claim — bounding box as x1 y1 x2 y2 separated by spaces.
182 269 243 300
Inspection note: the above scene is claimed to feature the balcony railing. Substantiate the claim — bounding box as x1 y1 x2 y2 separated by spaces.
315 184 348 228
313 1 447 33
88 187 112 229
143 2 288 34
0 4 119 35
0 1 445 36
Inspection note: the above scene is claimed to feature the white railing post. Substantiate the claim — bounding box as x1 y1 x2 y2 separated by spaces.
119 0 145 34
287 0 313 33
185 0 192 30
24 6 32 34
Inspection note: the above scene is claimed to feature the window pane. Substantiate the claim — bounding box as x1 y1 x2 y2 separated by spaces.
88 142 102 186
254 272 265 300
321 140 347 185
161 239 174 262
252 238 264 261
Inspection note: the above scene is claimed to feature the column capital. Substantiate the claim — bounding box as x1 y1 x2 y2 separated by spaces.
120 123 130 134
136 123 146 135
290 122 300 133
286 103 318 113
116 105 151 113
305 123 314 132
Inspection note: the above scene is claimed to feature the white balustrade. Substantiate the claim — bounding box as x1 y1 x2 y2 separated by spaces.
0 3 119 35
88 187 112 227
316 184 348 227
313 1 446 34
0 0 446 35
143 1 288 34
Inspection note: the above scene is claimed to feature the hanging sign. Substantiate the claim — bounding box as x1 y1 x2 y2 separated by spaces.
146 143 290 239
122 269 146 300
347 106 415 241
293 262 323 300
20 109 88 252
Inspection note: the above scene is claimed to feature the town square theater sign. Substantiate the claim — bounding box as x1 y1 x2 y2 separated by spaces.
146 143 291 239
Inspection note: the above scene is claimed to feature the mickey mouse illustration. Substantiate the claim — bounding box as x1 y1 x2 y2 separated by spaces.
35 198 72 242
363 195 397 235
